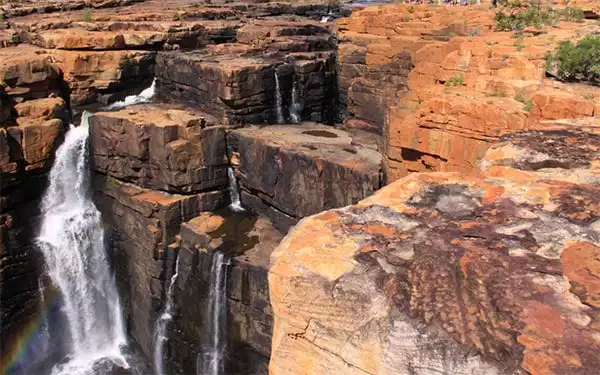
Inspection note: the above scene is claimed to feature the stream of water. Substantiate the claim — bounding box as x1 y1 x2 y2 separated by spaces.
227 168 245 212
106 79 156 110
274 72 285 124
198 252 229 375
153 253 181 375
289 78 302 123
37 114 129 375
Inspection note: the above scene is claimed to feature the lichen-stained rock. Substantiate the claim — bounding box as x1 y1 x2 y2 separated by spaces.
89 104 229 194
269 129 600 375
227 124 383 231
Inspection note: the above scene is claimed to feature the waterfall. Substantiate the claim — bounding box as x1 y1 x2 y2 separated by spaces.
227 168 244 212
106 78 156 110
274 71 284 124
153 252 181 375
37 113 128 375
199 252 229 375
289 78 302 123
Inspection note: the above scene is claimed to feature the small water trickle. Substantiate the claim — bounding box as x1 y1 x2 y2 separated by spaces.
37 279 51 356
153 252 181 375
227 168 245 212
37 112 129 375
198 252 230 375
106 78 156 110
289 78 302 123
274 71 284 124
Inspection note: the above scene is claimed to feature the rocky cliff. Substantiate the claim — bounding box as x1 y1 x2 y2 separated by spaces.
337 2 600 181
3 0 600 374
269 127 600 375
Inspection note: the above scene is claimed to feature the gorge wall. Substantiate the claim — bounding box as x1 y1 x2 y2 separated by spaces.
2 1 600 374
337 2 600 181
1 1 380 373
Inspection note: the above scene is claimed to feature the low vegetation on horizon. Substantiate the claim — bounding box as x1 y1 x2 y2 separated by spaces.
546 36 600 85
494 0 585 32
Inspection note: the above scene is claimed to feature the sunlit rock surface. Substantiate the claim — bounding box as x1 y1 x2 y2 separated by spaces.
270 129 600 375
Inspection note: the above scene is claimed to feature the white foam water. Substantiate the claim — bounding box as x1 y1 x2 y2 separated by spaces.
37 112 128 375
289 79 302 123
199 252 229 375
153 253 181 375
106 78 156 110
274 71 285 124
227 168 245 212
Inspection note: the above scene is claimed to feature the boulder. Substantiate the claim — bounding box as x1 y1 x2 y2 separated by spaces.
89 104 229 194
227 124 383 231
269 129 600 375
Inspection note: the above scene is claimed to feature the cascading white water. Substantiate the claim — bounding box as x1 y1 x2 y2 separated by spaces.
106 78 156 110
274 71 284 124
153 253 181 375
227 168 244 212
199 252 229 375
289 79 302 123
37 113 128 375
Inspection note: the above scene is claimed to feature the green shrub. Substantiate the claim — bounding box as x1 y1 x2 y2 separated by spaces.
514 93 526 103
560 7 585 23
546 36 600 83
494 1 558 32
445 75 465 87
82 8 93 22
106 175 121 187
523 98 533 112
408 5 415 14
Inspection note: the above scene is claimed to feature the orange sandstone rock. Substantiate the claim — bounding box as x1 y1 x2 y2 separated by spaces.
270 129 600 375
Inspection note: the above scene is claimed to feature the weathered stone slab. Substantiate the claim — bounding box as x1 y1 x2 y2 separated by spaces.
227 123 383 231
90 104 229 194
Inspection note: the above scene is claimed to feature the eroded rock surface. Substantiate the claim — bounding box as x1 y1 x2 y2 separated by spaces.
163 209 283 374
227 124 383 231
270 129 600 375
337 4 600 181
90 104 228 194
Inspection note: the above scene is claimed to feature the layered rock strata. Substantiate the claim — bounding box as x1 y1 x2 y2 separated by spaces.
0 45 71 372
92 174 228 359
155 20 337 125
337 4 600 181
90 104 229 194
227 124 383 231
269 128 600 375
164 210 283 374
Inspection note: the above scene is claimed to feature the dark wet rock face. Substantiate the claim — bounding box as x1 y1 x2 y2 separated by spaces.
156 51 337 125
227 124 383 231
164 210 283 375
